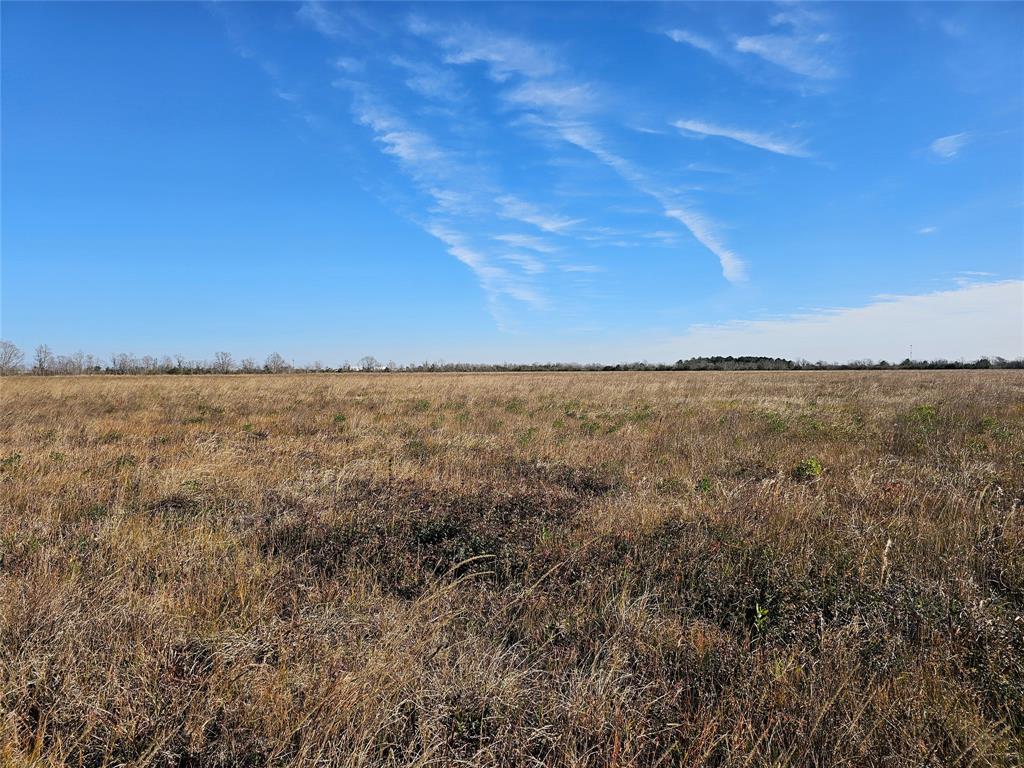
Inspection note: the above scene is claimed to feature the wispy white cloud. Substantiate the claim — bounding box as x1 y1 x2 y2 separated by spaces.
918 226 938 235
629 125 668 136
343 82 596 316
410 18 558 82
494 233 559 253
674 118 810 158
357 110 444 167
735 35 836 79
687 161 735 175
497 195 582 234
665 29 722 57
390 56 464 102
556 122 747 282
642 230 682 243
659 280 1023 361
344 90 489 217
929 132 972 159
502 80 600 114
409 21 753 283
568 126 748 280
298 0 382 41
663 208 747 283
501 251 547 275
227 7 581 322
353 106 451 196
212 6 323 131
344 94 548 308
425 223 543 308
734 6 839 80
335 57 364 74
297 1 346 39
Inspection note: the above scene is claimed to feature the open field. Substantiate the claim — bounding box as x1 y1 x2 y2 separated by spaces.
1 371 1022 766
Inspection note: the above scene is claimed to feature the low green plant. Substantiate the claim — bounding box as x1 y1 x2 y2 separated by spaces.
910 404 937 422
753 602 770 633
761 410 787 434
517 427 538 447
627 402 656 424
505 398 526 414
791 458 823 481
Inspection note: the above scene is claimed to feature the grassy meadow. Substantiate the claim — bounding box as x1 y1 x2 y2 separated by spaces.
1 371 1022 766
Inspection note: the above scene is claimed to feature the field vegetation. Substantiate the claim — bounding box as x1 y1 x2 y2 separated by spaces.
1 371 1022 766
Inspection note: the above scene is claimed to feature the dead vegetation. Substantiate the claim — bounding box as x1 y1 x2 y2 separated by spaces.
1 371 1022 766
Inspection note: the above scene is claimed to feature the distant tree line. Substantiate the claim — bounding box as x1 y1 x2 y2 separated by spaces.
0 341 1020 376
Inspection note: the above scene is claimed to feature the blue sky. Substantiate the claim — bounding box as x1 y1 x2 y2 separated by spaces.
3 1 1022 364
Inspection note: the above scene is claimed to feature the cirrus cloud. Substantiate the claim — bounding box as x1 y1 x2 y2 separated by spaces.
674 118 810 158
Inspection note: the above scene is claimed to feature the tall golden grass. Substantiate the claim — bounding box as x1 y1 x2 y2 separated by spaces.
1 371 1021 765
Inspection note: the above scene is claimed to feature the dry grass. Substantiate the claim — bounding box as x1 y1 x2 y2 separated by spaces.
1 371 1022 766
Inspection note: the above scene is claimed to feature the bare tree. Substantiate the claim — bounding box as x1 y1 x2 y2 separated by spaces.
240 357 257 373
51 351 85 375
358 355 380 371
0 341 24 375
33 344 54 375
111 352 138 374
264 352 289 374
213 351 234 374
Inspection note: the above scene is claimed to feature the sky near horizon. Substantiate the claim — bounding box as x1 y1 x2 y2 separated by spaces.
2 1 1022 364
